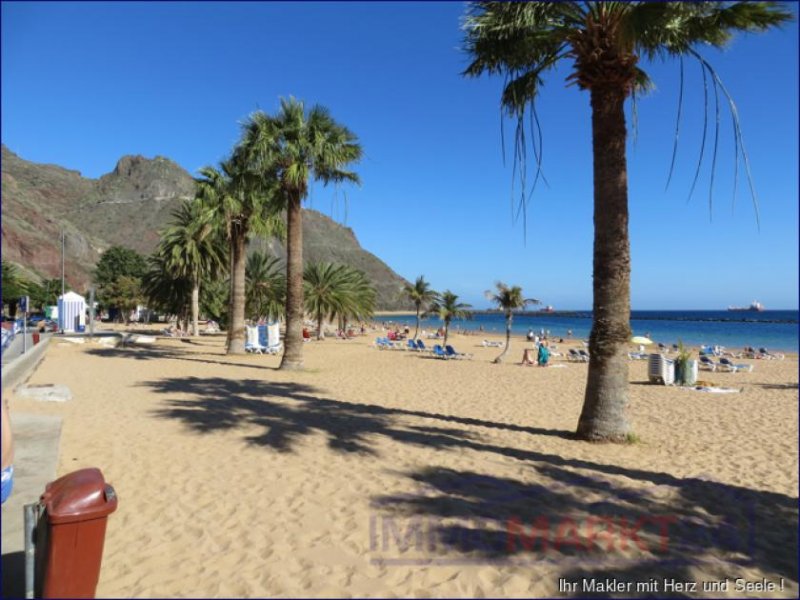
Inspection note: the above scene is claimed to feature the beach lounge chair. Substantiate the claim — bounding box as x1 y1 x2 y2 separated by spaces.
648 353 675 385
431 344 449 359
407 339 422 351
718 357 753 373
578 349 591 362
567 349 584 362
628 352 648 360
698 356 717 371
416 339 432 353
245 325 265 354
482 339 503 348
264 322 282 355
445 345 472 360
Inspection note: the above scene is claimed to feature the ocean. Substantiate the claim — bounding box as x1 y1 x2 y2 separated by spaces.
376 310 799 351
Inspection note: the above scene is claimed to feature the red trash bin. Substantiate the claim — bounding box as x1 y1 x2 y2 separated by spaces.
32 332 40 345
36 468 118 598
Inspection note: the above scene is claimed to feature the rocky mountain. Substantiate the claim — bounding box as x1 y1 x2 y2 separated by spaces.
1 145 411 309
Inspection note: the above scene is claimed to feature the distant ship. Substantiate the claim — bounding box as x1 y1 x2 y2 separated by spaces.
728 301 764 312
539 305 555 313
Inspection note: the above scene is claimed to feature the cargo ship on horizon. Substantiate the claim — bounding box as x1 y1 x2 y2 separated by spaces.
728 301 765 312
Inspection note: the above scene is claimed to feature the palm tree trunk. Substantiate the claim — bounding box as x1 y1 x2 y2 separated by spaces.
317 307 323 340
443 319 450 348
191 279 200 337
414 305 421 340
576 85 632 442
280 193 305 370
227 228 247 354
494 313 513 364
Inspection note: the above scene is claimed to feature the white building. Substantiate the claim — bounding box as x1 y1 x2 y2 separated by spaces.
58 291 87 332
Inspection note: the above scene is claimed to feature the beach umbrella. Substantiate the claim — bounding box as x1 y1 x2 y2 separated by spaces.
630 336 654 345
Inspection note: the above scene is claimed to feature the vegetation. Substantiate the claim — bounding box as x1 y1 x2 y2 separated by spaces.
93 245 147 320
1 260 29 317
485 282 539 364
195 156 284 354
404 276 440 340
158 199 228 336
246 251 285 322
303 262 376 340
430 290 471 348
463 1 791 442
238 97 362 370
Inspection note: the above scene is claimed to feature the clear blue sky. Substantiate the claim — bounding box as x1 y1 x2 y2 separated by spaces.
2 2 797 310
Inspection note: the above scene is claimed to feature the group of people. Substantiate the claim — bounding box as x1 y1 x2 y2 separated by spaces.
521 341 551 367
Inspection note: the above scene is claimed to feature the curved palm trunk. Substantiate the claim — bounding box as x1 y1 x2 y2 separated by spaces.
316 307 323 340
227 229 247 354
443 319 450 348
413 305 421 340
576 86 632 442
280 193 305 370
494 312 513 363
191 278 200 337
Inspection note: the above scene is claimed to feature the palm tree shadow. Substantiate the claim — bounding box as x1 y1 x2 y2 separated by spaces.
142 375 797 590
371 460 798 594
86 346 278 371
145 377 484 455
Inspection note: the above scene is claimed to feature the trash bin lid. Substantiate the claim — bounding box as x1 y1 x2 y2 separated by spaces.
41 468 118 524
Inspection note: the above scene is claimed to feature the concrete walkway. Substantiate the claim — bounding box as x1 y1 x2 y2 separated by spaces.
1 413 62 597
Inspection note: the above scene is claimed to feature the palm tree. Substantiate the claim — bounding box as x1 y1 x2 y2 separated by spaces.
238 98 362 370
158 199 228 336
246 251 285 321
404 276 439 340
430 290 472 348
142 251 193 326
334 266 377 332
196 156 283 354
485 282 539 364
303 262 376 340
2 260 30 317
463 2 791 442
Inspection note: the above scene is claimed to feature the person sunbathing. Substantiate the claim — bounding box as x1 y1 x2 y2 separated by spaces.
521 348 536 366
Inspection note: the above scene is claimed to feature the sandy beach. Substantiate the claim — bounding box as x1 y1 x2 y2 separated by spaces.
8 329 798 597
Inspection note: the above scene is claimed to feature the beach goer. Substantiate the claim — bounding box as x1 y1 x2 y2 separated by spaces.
567 329 572 339
521 348 536 366
2 397 14 505
537 342 551 367
527 329 535 342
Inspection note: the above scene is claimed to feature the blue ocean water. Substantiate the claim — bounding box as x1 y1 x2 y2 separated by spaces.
376 310 799 351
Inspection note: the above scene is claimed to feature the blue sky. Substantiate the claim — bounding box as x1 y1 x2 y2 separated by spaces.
2 2 798 309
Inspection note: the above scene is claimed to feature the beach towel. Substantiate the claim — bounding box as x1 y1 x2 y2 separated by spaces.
692 386 742 394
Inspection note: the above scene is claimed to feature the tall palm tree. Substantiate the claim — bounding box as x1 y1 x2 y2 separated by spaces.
303 262 376 340
430 290 472 348
239 98 362 370
463 2 791 442
404 276 439 340
196 156 284 354
158 199 228 336
485 282 539 364
246 251 285 321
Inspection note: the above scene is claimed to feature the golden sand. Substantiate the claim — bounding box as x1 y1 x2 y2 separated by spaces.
10 329 798 597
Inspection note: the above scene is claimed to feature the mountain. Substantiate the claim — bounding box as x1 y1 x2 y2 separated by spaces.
1 145 411 309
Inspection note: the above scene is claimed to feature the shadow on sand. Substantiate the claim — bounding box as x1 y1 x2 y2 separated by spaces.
142 374 797 594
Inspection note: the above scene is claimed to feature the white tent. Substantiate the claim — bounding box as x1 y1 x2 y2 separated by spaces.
58 291 86 333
